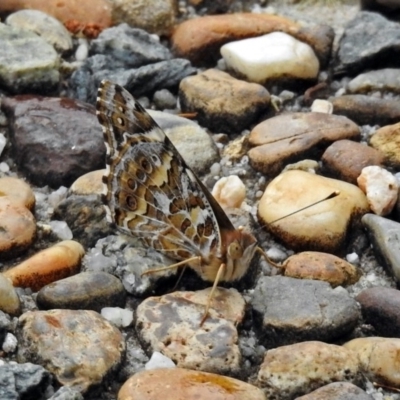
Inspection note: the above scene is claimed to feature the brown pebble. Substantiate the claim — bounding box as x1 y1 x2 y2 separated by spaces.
0 177 36 210
4 240 84 291
69 169 105 196
370 122 400 169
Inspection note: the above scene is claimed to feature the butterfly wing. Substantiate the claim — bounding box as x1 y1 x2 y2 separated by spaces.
96 80 235 262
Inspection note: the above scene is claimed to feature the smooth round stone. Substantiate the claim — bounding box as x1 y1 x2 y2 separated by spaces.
6 9 73 53
0 273 20 315
258 170 370 253
282 251 361 287
356 287 400 337
296 382 374 400
221 32 319 83
69 169 105 196
0 177 35 211
118 368 266 400
0 197 36 260
4 240 85 291
17 309 125 392
347 68 400 94
257 341 362 399
37 272 126 312
344 337 400 388
212 175 246 209
370 121 400 169
357 165 398 216
321 140 385 185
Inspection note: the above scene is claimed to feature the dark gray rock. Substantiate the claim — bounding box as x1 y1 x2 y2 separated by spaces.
251 276 360 347
1 96 104 188
335 12 400 76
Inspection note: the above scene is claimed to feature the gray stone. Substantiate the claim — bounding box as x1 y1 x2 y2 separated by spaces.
347 68 400 94
251 276 360 346
362 213 400 284
48 386 84 400
0 23 59 94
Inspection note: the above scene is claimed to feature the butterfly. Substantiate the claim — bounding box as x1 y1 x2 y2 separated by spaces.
96 80 270 325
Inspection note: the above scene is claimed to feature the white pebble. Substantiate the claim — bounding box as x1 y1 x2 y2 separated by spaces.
0 133 6 156
2 333 18 353
75 41 89 61
49 220 73 240
265 246 287 262
220 32 319 83
346 252 360 265
357 166 399 216
0 162 9 172
212 175 246 209
101 307 133 328
210 162 221 176
311 99 333 114
145 351 176 370
48 186 68 208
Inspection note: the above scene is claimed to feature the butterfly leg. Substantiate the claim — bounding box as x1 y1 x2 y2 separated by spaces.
256 246 286 269
141 256 201 276
200 263 226 326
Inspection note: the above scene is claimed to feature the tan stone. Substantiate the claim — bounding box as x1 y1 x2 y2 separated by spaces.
0 177 35 210
118 368 266 400
257 341 362 398
0 197 36 260
171 13 333 67
248 112 360 176
370 122 400 168
0 273 20 315
258 170 370 253
212 175 246 209
282 251 361 287
344 337 400 388
69 169 105 196
4 240 84 291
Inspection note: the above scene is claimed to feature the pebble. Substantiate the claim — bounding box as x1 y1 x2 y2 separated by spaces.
2 332 18 353
258 170 369 253
5 9 73 53
145 352 175 370
69 170 105 196
256 341 362 399
251 276 360 346
347 68 400 94
344 337 400 388
221 32 319 83
0 197 36 260
311 99 333 114
135 288 244 375
49 220 73 240
331 95 400 126
4 240 85 291
17 309 125 392
212 175 246 209
282 251 361 287
171 13 334 67
357 166 399 216
321 140 385 185
0 273 20 315
36 271 126 312
179 68 270 134
0 176 36 211
101 307 133 328
1 95 104 188
248 112 360 176
356 287 400 337
370 122 400 169
118 368 266 400
109 0 176 36
152 89 176 109
362 213 400 284
295 381 374 400
0 22 59 94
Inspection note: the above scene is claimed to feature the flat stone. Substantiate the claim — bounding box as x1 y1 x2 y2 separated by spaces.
69 170 105 196
17 310 125 392
258 171 369 253
118 368 266 400
370 122 400 169
171 13 334 67
331 95 400 126
248 112 359 176
361 213 400 284
356 287 400 337
37 272 126 312
321 140 385 184
347 68 400 94
251 276 360 346
179 68 270 134
257 341 362 399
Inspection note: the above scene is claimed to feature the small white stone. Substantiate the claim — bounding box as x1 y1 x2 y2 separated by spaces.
311 99 333 114
212 175 246 209
49 220 73 240
145 351 176 370
75 40 89 61
346 252 360 264
2 333 18 353
0 162 9 172
101 307 133 328
210 162 221 176
0 133 6 156
220 32 319 83
357 166 399 216
48 186 68 208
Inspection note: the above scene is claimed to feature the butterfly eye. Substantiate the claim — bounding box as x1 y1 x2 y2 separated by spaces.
228 242 243 260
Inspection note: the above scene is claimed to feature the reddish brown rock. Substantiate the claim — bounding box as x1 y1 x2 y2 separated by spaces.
321 139 385 184
171 13 334 67
370 122 400 169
